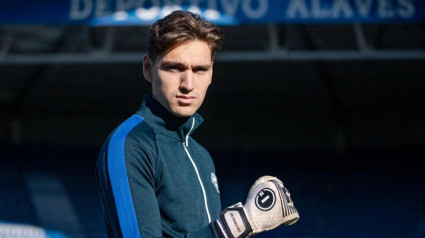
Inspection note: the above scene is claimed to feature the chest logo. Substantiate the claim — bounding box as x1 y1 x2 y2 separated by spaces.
211 172 220 194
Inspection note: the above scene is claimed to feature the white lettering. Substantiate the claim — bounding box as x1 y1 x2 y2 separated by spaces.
398 0 415 18
312 0 331 18
67 0 419 24
378 0 395 18
286 0 309 19
242 0 268 19
354 0 373 17
70 0 93 19
331 0 353 18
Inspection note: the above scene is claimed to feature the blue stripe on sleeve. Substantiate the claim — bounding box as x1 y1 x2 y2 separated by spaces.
107 115 144 238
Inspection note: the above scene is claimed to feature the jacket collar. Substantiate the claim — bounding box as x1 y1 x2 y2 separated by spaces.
136 95 204 142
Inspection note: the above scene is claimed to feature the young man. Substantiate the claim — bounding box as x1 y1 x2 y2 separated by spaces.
96 10 299 238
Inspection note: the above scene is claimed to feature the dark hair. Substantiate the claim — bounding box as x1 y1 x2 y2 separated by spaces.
147 10 224 62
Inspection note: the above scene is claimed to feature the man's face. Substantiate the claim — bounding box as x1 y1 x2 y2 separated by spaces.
143 40 213 117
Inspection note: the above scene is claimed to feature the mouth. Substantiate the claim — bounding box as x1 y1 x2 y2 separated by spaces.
176 95 196 105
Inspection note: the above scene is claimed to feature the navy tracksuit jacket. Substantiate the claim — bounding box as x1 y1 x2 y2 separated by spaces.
96 95 222 238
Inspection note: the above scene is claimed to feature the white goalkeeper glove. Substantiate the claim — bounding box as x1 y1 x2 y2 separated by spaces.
214 176 299 238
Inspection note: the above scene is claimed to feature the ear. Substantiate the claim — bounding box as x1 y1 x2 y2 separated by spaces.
143 55 153 83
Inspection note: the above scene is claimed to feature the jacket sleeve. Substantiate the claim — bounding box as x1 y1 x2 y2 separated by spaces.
95 118 220 238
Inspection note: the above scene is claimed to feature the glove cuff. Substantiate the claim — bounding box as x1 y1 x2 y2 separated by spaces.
215 205 252 238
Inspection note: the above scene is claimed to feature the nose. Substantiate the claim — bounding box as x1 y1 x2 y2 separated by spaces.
179 70 195 93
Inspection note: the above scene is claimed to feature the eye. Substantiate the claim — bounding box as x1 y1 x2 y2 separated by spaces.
193 66 210 74
165 66 184 72
194 69 205 74
160 63 186 72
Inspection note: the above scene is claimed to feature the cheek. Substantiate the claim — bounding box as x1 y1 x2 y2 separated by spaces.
154 72 174 93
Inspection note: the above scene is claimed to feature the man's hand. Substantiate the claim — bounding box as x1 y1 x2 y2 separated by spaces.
215 176 299 238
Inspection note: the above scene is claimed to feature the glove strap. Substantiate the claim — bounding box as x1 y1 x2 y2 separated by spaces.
216 206 252 238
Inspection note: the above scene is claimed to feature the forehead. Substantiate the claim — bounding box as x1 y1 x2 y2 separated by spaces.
159 40 213 64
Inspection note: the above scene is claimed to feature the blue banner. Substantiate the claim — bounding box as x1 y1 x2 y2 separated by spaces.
1 0 425 25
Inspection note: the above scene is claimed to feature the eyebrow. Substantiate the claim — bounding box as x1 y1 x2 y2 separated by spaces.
160 61 212 71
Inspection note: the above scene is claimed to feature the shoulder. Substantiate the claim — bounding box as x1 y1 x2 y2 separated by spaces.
105 115 157 160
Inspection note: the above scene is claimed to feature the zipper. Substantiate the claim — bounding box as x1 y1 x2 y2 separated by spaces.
183 118 212 223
